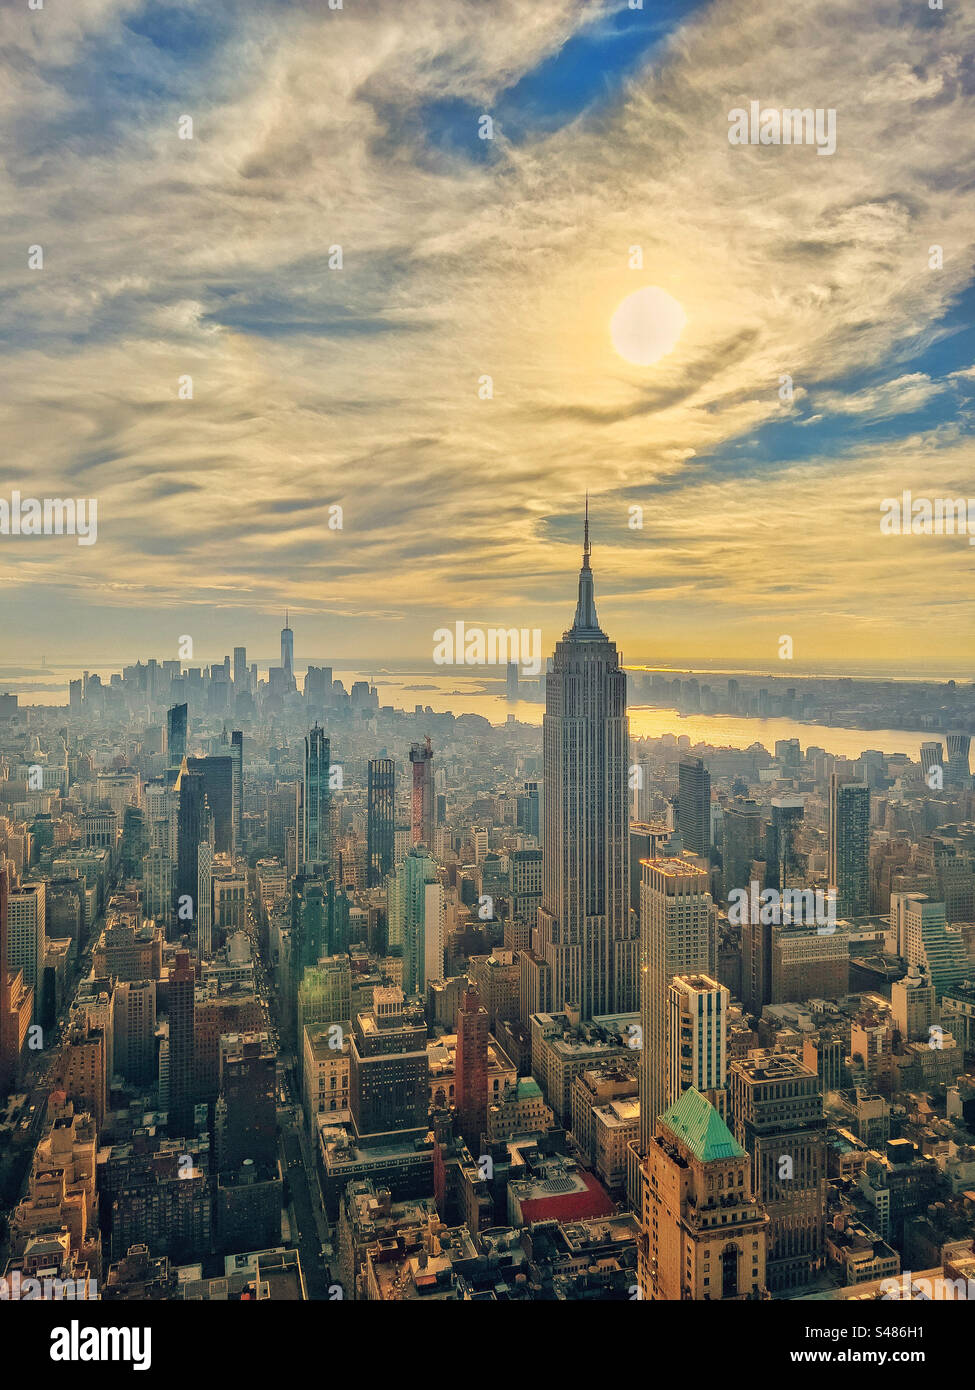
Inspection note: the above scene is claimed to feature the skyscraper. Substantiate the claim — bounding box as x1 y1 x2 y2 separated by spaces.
167 703 187 765
741 911 772 1017
349 986 428 1146
367 758 395 887
214 1031 282 1255
143 847 175 927
231 730 243 852
185 755 234 855
639 858 715 1153
768 795 804 891
197 838 214 958
638 1087 768 1301
722 798 763 901
216 1033 278 1171
920 740 944 784
902 893 967 1000
0 866 34 1090
303 723 331 869
281 611 294 684
114 979 157 1087
629 821 671 915
828 776 870 918
630 758 653 822
175 763 211 919
945 732 972 790
291 871 328 978
775 738 801 771
5 881 46 1022
232 646 247 687
677 756 711 859
455 984 490 1150
304 665 332 705
669 973 729 1117
387 846 444 995
517 780 541 844
168 949 196 1137
508 849 543 951
730 1053 827 1293
891 964 937 1041
770 923 849 1003
536 508 636 1018
409 737 435 849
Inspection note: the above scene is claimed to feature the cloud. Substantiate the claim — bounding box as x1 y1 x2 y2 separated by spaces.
0 0 973 671
814 373 948 420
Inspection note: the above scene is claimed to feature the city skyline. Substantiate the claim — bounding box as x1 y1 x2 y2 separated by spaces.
2 459 974 1322
2 0 975 1339
536 511 636 1018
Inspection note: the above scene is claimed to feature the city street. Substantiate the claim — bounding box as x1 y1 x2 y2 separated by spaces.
279 1103 332 1299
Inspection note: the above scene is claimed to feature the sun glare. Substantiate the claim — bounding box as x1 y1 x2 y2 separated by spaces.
610 286 686 366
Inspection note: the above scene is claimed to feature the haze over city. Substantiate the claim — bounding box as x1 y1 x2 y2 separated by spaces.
1 0 974 1358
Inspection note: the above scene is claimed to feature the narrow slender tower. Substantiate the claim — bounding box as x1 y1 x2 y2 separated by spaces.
536 501 636 1017
281 610 294 683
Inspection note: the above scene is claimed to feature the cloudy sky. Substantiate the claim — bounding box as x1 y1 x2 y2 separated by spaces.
1 0 973 675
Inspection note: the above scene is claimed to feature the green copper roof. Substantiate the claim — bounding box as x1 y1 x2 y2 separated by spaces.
661 1087 745 1162
517 1078 542 1100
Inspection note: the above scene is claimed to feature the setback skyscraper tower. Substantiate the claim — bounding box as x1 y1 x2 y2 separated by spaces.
536 506 636 1019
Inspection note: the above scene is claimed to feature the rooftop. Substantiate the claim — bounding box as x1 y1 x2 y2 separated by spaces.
661 1087 746 1163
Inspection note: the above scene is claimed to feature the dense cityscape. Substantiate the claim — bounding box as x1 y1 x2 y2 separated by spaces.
3 0 974 1368
1 524 974 1330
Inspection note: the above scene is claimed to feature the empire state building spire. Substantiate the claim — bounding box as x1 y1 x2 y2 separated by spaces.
537 492 637 1021
571 493 606 638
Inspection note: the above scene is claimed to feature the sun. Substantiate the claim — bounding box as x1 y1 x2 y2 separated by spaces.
610 286 686 366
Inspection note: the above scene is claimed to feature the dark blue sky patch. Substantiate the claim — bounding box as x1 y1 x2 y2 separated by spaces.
418 0 709 157
123 1 235 61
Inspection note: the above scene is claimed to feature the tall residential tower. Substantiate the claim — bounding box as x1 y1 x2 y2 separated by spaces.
828 776 870 918
409 738 435 849
303 724 331 870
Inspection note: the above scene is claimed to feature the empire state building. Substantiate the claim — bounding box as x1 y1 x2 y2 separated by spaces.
536 508 638 1018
